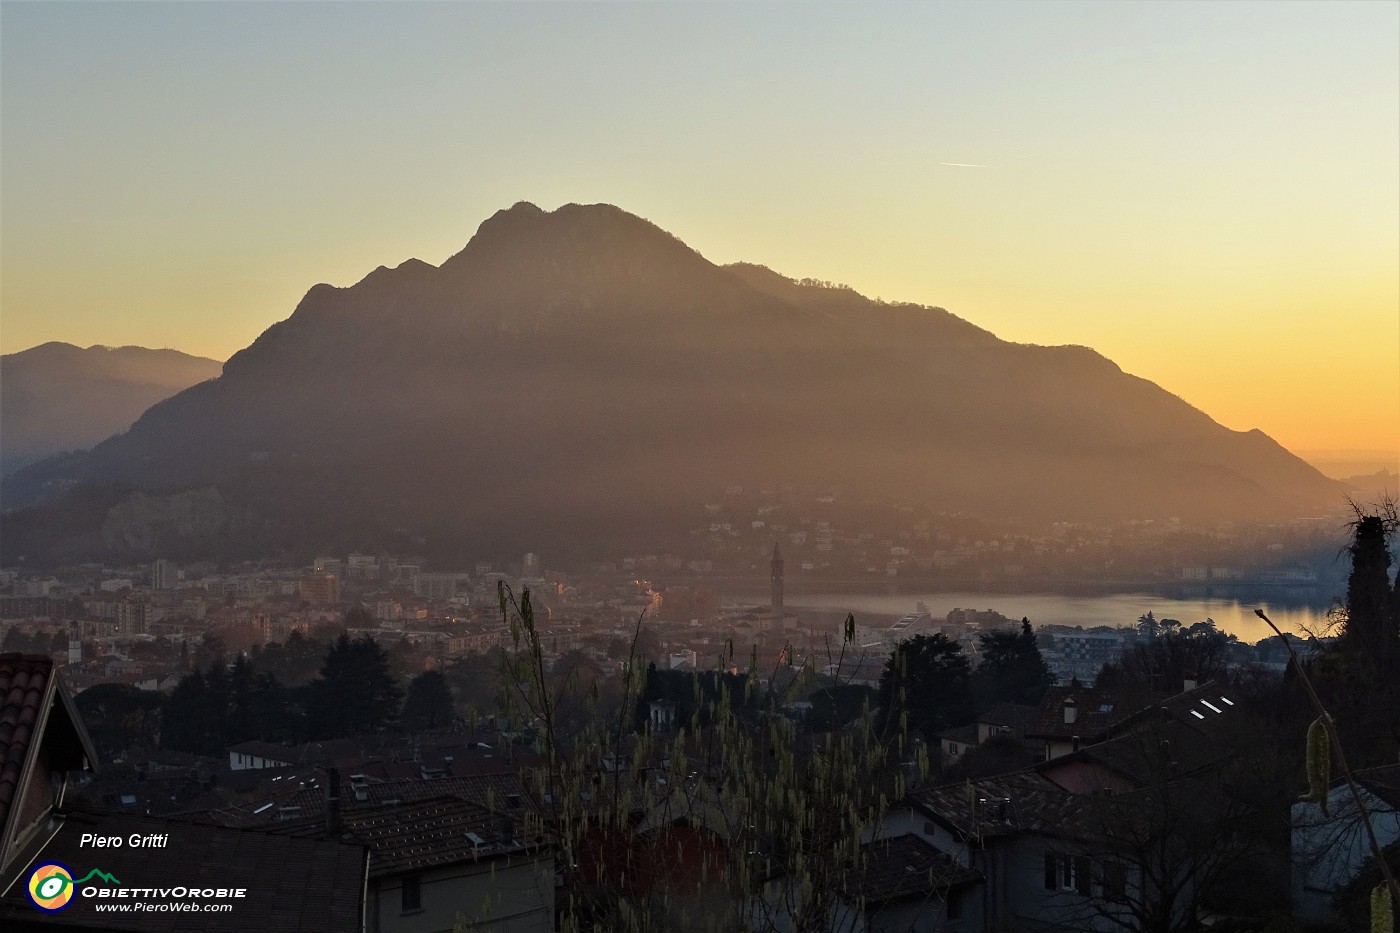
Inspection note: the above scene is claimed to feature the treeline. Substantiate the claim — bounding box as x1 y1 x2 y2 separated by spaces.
73 631 459 760
159 633 463 756
1 627 69 655
874 618 1054 739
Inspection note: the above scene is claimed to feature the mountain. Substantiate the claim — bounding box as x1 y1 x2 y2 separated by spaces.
0 202 1343 565
0 343 222 475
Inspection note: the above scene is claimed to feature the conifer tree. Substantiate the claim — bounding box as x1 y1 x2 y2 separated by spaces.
876 633 972 740
402 669 456 731
308 634 403 738
973 617 1053 707
1341 512 1400 671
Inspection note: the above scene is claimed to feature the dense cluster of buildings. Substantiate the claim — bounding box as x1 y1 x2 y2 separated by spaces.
1 648 1390 932
663 485 1340 587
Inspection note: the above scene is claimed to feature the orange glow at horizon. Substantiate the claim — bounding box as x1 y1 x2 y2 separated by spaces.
1 2 1395 471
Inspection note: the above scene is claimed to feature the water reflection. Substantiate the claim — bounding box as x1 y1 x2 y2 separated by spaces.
734 588 1334 643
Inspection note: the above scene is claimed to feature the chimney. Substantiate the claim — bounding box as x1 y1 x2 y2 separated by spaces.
1062 698 1078 725
326 767 342 835
1182 674 1197 692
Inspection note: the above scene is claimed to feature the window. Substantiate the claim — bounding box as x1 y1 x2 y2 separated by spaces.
1100 860 1127 900
1043 853 1091 895
401 874 421 912
947 888 964 920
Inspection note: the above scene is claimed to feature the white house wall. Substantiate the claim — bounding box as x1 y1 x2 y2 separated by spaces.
373 855 554 933
1292 786 1400 924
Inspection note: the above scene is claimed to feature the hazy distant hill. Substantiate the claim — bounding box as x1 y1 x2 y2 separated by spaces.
1 343 222 475
0 203 1343 564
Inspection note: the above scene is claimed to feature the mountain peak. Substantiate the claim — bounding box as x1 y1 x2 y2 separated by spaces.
457 201 683 252
439 201 712 292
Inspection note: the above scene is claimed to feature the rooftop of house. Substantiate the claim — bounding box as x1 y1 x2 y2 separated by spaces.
264 795 541 877
0 655 53 836
915 766 1200 850
938 723 979 746
1025 685 1134 742
1037 687 1250 790
910 770 1085 841
226 730 543 777
976 702 1039 733
840 833 982 905
1148 683 1245 737
1027 681 1244 747
0 653 97 872
200 770 539 829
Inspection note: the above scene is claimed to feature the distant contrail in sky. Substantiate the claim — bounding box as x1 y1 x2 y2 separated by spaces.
939 162 987 168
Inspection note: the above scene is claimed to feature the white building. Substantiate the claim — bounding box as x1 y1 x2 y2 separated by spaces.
1292 765 1400 924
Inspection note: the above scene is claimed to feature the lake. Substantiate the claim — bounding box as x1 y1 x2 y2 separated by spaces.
723 587 1335 643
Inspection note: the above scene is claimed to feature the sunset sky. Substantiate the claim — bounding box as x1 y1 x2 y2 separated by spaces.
2 2 1396 472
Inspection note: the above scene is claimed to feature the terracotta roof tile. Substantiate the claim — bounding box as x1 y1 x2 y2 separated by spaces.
263 795 541 877
0 654 54 838
1026 686 1133 742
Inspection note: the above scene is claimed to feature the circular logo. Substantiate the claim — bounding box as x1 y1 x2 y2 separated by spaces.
27 862 76 912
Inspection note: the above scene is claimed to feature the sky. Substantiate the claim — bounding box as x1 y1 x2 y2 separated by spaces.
2 1 1397 473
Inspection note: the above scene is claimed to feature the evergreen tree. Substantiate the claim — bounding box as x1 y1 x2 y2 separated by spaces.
1340 512 1400 669
162 668 208 753
876 633 972 741
202 658 231 752
1316 507 1400 766
307 634 403 738
972 618 1053 708
76 683 163 761
229 655 257 742
402 670 456 731
1096 627 1229 696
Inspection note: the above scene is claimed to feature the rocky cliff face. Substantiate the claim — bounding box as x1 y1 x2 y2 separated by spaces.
100 488 247 558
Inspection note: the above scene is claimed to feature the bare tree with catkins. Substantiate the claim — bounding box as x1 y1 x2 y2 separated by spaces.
493 584 960 932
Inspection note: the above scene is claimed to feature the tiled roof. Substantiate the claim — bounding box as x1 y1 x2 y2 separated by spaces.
264 795 542 877
1146 683 1245 742
344 771 538 814
840 834 981 904
976 703 1038 735
1026 686 1133 742
1046 714 1236 789
0 811 364 931
224 732 544 783
937 723 978 745
910 770 1092 841
0 654 54 841
186 766 543 830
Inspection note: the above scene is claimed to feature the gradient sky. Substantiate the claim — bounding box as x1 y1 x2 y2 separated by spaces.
2 1 1397 471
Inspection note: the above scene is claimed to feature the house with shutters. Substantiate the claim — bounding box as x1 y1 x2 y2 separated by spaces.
867 681 1257 932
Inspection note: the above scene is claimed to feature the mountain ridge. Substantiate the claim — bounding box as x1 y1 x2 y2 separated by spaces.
0 203 1342 564
1 342 223 477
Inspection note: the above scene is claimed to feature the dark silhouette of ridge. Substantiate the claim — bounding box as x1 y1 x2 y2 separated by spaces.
0 203 1343 564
